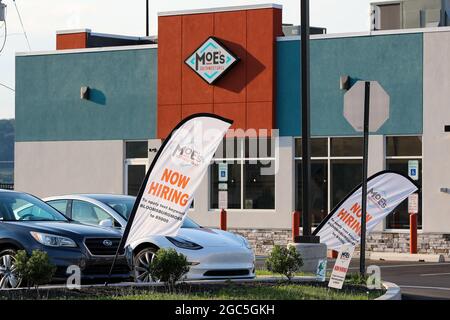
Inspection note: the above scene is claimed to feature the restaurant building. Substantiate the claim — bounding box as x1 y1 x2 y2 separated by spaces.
14 4 450 256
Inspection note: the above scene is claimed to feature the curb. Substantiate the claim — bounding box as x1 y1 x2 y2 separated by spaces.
368 252 445 262
375 281 401 300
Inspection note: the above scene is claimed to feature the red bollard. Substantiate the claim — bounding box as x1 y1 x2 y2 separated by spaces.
410 213 418 254
292 211 300 241
220 209 227 231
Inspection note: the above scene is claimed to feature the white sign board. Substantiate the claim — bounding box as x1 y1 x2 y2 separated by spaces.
124 115 232 245
328 244 355 290
343 81 390 132
218 163 228 182
314 171 418 250
408 193 419 214
185 37 239 84
218 191 228 209
218 183 228 191
408 160 419 181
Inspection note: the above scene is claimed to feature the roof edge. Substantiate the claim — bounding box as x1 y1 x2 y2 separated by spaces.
16 44 158 57
158 3 282 17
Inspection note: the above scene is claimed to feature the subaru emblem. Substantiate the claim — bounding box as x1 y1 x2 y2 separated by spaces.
103 240 113 247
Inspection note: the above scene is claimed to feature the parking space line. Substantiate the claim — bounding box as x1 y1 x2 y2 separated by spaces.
420 273 450 277
348 262 450 270
400 285 450 291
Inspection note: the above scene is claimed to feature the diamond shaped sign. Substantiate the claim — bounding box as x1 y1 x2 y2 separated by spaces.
185 37 239 85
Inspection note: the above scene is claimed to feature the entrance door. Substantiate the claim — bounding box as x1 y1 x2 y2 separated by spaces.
124 159 149 196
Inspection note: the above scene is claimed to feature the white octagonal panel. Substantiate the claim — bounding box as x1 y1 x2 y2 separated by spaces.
343 81 390 132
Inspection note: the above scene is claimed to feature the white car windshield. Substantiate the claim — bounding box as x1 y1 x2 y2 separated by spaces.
0 193 68 222
92 195 201 228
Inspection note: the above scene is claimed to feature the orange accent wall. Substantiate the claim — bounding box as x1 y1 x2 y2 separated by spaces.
56 33 88 50
157 8 283 138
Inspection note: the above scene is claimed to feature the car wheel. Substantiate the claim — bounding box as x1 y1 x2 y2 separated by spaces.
133 247 157 283
0 249 22 289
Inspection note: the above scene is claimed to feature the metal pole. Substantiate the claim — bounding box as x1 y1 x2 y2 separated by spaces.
410 212 418 254
146 0 149 37
300 0 311 238
360 81 370 276
298 0 318 243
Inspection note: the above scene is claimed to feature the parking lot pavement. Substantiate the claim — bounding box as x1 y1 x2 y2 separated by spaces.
348 259 450 300
255 256 450 300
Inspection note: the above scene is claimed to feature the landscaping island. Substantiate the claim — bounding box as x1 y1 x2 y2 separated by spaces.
0 279 384 300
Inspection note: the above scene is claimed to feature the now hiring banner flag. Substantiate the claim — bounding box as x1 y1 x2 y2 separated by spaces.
121 114 232 248
313 171 418 250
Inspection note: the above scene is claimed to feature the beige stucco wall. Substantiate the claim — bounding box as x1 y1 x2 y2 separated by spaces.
422 31 450 233
15 140 124 198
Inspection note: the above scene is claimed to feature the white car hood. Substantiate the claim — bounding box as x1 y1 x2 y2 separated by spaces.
176 228 244 248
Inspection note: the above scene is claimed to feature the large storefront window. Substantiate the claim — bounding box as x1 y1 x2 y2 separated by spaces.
210 161 241 209
295 137 363 226
243 161 275 209
296 160 328 224
330 159 362 208
210 138 276 210
385 136 422 229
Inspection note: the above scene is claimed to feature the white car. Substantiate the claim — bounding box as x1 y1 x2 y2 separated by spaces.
43 194 255 281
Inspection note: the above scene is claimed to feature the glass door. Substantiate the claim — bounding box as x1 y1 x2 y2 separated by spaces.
124 159 149 196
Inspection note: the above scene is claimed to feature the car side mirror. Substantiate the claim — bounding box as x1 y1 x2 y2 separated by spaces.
99 219 114 228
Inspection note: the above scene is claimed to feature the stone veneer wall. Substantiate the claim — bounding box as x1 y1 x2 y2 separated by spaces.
367 232 450 256
229 229 450 257
229 229 292 256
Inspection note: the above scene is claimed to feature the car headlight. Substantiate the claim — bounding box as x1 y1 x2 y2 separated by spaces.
166 236 203 250
30 232 77 248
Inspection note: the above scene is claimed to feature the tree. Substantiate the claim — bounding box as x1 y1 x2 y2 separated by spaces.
265 245 303 281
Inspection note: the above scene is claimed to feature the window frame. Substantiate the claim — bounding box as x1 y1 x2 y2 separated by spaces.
294 136 363 224
124 140 149 196
209 138 276 212
384 135 423 232
123 140 195 210
46 199 70 217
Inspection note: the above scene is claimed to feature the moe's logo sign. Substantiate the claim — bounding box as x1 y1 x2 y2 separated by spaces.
368 188 387 209
185 37 239 85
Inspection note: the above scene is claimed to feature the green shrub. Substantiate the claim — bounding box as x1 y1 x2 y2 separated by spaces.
265 245 303 281
346 272 369 286
148 248 189 288
15 250 56 289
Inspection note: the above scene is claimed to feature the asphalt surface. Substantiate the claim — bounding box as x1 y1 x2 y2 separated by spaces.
256 256 450 300
348 259 450 300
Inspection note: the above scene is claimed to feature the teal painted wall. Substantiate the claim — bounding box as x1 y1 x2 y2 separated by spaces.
276 33 423 136
16 48 157 142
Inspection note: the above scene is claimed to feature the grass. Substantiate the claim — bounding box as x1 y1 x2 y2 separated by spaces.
105 284 379 300
256 269 313 277
255 269 333 278
0 281 384 301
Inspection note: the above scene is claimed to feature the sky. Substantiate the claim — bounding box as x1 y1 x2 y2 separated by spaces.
0 0 394 120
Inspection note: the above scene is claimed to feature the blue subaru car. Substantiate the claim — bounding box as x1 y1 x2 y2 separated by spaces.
0 189 130 288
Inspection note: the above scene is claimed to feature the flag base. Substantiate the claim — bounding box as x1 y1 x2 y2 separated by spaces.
294 235 320 243
288 242 327 273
